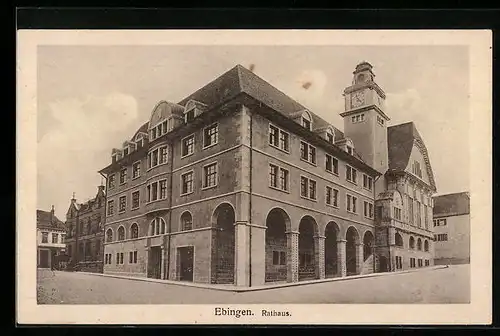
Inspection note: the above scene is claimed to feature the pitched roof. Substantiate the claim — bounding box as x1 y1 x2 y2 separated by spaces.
36 209 65 230
178 64 345 140
433 192 470 217
387 121 437 190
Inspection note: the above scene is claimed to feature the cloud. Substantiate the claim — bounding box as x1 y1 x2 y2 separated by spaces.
37 92 139 219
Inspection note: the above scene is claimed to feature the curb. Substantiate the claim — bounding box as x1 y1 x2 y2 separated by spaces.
74 265 449 293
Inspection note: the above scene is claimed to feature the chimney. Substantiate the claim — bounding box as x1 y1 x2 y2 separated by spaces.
51 205 55 224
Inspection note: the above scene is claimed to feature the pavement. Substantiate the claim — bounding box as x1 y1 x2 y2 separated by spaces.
37 264 470 304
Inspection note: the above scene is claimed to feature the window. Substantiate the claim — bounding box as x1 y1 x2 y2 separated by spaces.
181 212 193 231
410 258 416 268
269 164 289 192
41 232 48 243
131 161 141 179
409 236 415 249
203 123 218 148
123 147 129 156
395 256 403 270
416 201 422 227
412 161 422 178
185 108 195 123
61 234 65 244
326 130 335 144
394 207 402 220
436 234 448 242
424 240 429 252
106 229 113 242
417 238 422 251
325 154 339 175
181 134 195 157
150 217 166 236
148 145 168 168
269 125 290 152
107 200 114 216
302 117 311 130
119 196 126 213
299 253 313 267
120 168 127 184
129 251 138 264
326 186 339 207
300 176 316 200
409 197 414 224
346 145 354 155
418 259 423 267
364 201 374 218
203 162 218 189
346 194 357 213
346 165 357 184
377 115 385 126
132 191 140 209
363 174 373 190
272 251 286 265
395 233 404 247
117 226 125 241
434 218 447 226
130 223 139 239
159 180 167 199
425 260 430 266
351 113 365 123
108 174 116 189
300 141 316 164
51 233 58 244
116 252 124 265
181 171 194 195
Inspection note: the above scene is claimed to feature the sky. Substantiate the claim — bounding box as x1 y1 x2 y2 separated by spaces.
37 45 470 220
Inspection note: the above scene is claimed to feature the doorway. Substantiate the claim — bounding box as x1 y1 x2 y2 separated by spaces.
379 256 388 272
178 246 194 282
148 246 162 279
39 249 49 268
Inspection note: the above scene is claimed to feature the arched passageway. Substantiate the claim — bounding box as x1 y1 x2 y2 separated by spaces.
346 226 360 275
265 208 290 282
298 216 319 281
363 231 374 261
211 203 235 284
324 222 340 278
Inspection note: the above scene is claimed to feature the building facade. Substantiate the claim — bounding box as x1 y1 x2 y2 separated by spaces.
37 206 66 269
100 62 437 287
64 185 106 273
432 192 470 265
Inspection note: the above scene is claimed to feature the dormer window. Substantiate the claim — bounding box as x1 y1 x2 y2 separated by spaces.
301 111 312 130
123 147 129 156
185 108 195 123
184 100 207 124
326 128 335 144
347 146 353 155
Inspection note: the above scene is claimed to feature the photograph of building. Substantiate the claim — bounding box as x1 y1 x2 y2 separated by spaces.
99 62 437 286
433 191 470 265
37 206 66 269
64 185 106 272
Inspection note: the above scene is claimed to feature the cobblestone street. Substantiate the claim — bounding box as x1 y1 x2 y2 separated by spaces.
37 264 470 304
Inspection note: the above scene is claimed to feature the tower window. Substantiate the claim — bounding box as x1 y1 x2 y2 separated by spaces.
377 116 385 125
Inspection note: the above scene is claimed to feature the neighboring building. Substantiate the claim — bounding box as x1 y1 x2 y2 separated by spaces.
64 185 106 273
37 206 66 269
99 62 437 287
432 192 470 265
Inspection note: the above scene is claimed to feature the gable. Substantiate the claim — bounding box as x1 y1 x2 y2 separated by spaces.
405 142 431 185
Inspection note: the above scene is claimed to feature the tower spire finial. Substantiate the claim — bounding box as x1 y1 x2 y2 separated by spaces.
72 192 76 199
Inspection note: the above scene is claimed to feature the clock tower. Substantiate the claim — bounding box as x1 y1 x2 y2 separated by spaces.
340 61 390 175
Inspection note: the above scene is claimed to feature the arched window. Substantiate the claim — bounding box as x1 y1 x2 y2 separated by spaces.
181 211 193 231
326 128 335 144
106 228 113 242
424 240 429 252
130 223 139 239
118 226 125 241
395 232 404 247
409 236 415 249
417 238 422 251
150 217 166 236
301 111 312 130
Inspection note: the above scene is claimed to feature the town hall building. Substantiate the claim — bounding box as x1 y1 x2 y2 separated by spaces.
99 62 437 287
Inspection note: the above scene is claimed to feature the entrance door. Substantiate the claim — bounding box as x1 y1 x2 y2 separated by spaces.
39 249 49 268
148 246 162 279
178 246 194 282
379 256 388 272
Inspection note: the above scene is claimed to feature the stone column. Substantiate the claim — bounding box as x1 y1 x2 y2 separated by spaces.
161 245 167 280
250 224 267 287
286 231 299 283
234 221 250 287
314 235 326 279
356 243 364 275
337 239 347 277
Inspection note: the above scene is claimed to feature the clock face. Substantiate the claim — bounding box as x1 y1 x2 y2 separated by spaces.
350 91 365 108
